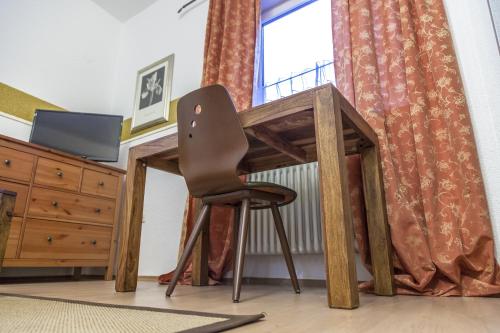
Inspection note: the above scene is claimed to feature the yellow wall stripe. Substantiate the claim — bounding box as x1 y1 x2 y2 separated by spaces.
0 82 178 142
0 83 65 121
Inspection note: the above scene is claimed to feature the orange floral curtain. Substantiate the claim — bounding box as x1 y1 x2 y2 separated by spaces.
159 0 260 285
332 0 500 295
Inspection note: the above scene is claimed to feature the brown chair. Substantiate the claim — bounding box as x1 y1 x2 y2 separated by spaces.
166 84 300 302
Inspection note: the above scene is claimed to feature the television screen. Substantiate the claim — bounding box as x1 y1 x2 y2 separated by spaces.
30 110 123 162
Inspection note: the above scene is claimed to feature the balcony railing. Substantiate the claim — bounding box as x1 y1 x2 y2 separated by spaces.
263 60 335 103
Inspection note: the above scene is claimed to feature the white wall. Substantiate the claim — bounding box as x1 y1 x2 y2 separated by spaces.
109 0 209 276
0 0 121 114
0 114 32 141
444 0 500 257
116 127 189 277
109 0 209 118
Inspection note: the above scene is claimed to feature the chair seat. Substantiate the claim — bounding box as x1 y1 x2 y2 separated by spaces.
201 182 296 210
244 182 296 209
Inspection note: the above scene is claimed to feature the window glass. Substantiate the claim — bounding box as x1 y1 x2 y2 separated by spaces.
261 0 334 103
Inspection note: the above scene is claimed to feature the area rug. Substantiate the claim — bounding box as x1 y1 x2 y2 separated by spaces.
0 293 264 332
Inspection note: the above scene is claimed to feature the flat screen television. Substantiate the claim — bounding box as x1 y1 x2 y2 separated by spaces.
30 110 123 162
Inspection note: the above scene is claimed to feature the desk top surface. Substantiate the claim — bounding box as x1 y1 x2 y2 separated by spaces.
129 84 377 175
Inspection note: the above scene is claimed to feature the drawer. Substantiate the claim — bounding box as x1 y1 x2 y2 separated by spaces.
81 169 118 198
0 146 34 182
4 217 22 259
34 158 82 191
28 187 115 225
0 180 28 216
20 219 112 260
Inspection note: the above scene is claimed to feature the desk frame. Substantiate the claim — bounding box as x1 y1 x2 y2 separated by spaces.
115 84 395 309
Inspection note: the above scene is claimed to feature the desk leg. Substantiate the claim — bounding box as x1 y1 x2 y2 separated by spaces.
115 153 147 292
314 86 359 309
360 145 395 296
192 198 209 286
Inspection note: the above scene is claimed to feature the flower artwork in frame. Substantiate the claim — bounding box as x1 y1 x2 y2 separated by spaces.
131 54 174 133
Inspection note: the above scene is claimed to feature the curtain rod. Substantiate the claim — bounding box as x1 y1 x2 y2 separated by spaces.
178 0 198 14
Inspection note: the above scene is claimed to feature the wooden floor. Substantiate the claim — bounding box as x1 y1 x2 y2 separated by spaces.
1 280 499 332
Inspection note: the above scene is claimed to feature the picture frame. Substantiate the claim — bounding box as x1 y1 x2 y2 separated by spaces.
131 54 174 133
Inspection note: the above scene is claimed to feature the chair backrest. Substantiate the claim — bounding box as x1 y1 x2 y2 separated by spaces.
177 85 249 197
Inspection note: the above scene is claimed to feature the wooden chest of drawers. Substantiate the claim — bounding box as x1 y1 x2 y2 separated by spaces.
0 134 124 280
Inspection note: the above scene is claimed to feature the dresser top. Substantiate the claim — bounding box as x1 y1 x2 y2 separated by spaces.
0 134 126 174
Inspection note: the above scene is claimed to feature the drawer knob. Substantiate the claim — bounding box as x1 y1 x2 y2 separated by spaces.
91 240 97 245
51 201 59 207
47 236 53 242
94 208 101 214
98 181 105 186
3 159 11 166
6 211 13 219
56 171 64 177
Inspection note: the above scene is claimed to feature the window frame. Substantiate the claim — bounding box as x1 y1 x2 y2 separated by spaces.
253 0 320 106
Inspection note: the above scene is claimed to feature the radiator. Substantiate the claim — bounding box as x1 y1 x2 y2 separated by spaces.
247 162 323 255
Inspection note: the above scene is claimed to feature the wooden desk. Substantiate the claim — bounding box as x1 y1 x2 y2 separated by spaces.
115 84 395 309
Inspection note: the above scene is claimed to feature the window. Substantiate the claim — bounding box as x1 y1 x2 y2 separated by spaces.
255 0 334 105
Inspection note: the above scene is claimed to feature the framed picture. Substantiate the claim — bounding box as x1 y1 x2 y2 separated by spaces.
131 54 174 133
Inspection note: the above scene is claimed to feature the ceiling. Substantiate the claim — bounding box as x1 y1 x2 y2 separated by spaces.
90 0 161 22
90 0 309 23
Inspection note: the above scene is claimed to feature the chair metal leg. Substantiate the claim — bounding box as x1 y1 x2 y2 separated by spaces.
271 203 301 293
166 204 211 297
232 199 250 303
232 205 241 275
